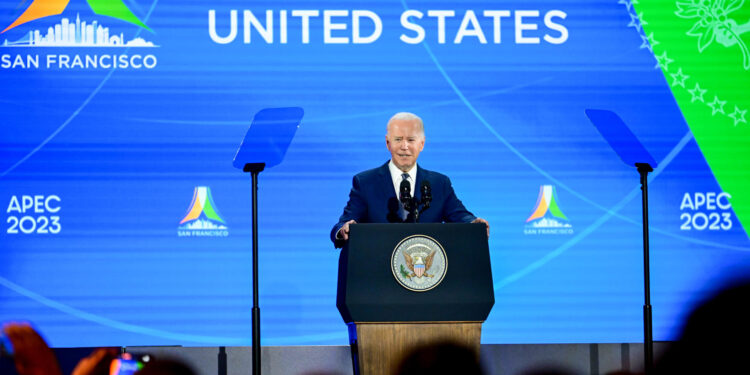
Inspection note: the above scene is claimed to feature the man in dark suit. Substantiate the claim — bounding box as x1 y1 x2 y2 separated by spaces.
330 112 489 248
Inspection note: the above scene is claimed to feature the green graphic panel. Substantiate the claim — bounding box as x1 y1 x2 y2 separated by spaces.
636 0 750 236
87 0 151 31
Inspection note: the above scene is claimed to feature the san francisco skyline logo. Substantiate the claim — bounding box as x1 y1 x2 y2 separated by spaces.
2 13 155 47
177 186 229 237
1 0 157 69
524 185 574 235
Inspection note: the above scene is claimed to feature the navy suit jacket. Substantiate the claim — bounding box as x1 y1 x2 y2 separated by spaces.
330 162 476 248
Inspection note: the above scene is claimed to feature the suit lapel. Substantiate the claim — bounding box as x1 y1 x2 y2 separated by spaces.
414 165 423 202
378 161 396 201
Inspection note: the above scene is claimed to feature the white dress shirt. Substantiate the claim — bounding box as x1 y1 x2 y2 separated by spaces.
388 160 416 198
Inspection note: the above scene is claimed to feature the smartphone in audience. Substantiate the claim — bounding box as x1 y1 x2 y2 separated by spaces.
0 330 13 357
110 353 150 375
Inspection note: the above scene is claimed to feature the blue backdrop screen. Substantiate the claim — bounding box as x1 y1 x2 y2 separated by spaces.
1 0 749 347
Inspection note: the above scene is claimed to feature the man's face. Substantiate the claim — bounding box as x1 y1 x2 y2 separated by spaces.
386 119 425 172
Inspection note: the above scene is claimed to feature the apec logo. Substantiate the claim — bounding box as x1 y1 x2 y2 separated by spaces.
680 192 733 231
6 195 62 234
1 0 158 70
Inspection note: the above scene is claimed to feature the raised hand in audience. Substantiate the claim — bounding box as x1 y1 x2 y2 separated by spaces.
2 322 63 375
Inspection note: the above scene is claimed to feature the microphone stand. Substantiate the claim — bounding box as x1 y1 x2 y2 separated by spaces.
400 181 431 223
414 182 431 222
407 191 432 223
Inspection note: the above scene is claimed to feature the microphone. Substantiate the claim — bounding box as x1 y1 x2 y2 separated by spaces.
399 179 415 219
420 180 432 211
399 178 411 203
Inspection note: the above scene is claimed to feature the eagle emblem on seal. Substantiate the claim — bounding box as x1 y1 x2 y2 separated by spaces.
403 250 436 279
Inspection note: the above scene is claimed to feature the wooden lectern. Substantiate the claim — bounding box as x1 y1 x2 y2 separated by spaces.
337 223 494 375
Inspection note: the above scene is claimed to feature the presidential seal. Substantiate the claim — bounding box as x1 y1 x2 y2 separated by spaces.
391 235 447 292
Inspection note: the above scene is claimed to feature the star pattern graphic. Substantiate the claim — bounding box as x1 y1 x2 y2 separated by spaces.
622 0 657 66
640 34 649 50
687 83 707 103
728 106 747 126
636 12 647 27
655 51 674 71
628 12 643 32
640 32 659 51
647 32 658 49
708 96 727 116
623 1 746 129
670 68 689 88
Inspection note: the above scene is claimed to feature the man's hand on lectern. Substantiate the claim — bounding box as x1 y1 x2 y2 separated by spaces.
337 220 357 241
472 217 490 237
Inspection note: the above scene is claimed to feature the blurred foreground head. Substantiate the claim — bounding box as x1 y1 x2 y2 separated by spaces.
395 341 484 375
654 280 750 374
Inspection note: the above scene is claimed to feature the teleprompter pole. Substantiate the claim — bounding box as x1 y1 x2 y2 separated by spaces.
636 162 653 374
244 162 266 375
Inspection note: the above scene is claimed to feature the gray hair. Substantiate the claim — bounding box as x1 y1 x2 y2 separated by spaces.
386 112 424 135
